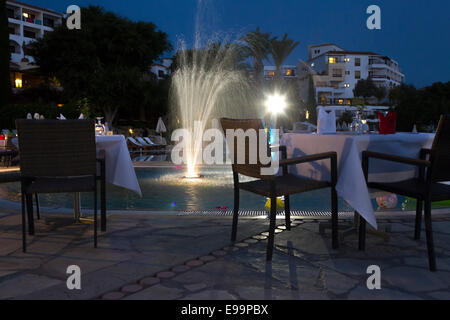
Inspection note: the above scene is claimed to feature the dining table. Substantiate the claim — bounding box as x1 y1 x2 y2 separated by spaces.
74 135 142 221
280 132 435 229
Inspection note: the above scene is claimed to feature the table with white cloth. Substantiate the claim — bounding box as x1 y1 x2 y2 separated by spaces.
280 132 435 229
74 135 142 220
95 135 142 196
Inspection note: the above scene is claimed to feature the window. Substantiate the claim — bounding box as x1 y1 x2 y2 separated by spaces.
332 69 342 77
14 74 22 88
158 70 165 78
8 26 15 35
43 17 55 28
7 8 15 19
338 99 344 105
355 71 361 79
10 45 15 54
345 71 350 75
355 58 361 67
24 30 36 38
329 57 336 64
285 69 294 76
267 71 275 77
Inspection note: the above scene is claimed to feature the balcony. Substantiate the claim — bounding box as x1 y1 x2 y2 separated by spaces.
11 52 23 64
7 6 21 20
22 16 43 26
369 59 403 76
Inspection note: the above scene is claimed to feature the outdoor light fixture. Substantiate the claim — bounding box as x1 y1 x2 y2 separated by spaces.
129 128 134 135
265 93 287 115
57 104 64 108
15 78 22 88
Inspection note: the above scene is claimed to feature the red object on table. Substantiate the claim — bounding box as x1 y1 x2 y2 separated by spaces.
378 112 397 134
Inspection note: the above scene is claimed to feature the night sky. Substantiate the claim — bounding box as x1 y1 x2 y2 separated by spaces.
23 0 450 88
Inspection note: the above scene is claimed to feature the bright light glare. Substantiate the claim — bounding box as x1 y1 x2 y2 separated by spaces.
265 94 287 115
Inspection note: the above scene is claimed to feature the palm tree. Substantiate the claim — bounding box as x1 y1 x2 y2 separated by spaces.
270 34 300 81
239 27 273 86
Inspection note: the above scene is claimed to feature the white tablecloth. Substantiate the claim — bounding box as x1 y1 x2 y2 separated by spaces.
281 133 435 229
96 135 142 197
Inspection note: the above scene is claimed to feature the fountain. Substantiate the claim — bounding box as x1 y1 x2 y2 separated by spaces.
171 1 258 178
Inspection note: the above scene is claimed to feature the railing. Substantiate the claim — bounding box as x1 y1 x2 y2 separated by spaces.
8 14 21 20
369 75 390 80
23 31 37 39
22 16 42 26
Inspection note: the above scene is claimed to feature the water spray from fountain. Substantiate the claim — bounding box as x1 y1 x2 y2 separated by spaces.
171 0 257 179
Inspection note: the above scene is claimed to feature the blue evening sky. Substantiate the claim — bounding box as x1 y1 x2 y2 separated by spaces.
24 0 450 88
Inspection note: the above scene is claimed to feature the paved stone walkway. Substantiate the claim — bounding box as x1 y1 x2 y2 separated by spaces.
0 205 450 300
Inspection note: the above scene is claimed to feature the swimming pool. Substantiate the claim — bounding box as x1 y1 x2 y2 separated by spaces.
0 166 416 212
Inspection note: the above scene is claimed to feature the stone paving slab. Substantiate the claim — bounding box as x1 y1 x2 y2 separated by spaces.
0 212 270 300
0 208 449 300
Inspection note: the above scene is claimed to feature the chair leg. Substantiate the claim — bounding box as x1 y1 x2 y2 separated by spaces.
94 187 98 248
414 199 423 240
284 195 291 231
358 215 366 251
35 194 40 220
331 187 339 249
21 192 27 253
424 198 436 271
101 177 106 232
266 196 277 261
231 186 239 242
26 193 35 236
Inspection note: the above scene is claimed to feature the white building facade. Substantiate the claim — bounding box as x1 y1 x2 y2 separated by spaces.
306 43 404 105
7 0 62 88
263 65 298 80
150 58 173 80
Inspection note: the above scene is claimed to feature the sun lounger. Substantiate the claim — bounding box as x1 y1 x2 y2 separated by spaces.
127 137 149 151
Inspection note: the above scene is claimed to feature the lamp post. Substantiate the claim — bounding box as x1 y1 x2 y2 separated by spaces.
265 93 287 144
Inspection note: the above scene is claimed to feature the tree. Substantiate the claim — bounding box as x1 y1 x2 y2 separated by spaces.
27 6 171 125
0 0 10 108
389 82 450 131
239 27 273 86
270 33 299 81
353 78 383 104
374 86 387 103
305 74 317 122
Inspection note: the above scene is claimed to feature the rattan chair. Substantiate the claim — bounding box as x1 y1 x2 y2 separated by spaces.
0 171 40 219
16 119 106 252
360 114 450 271
220 118 338 261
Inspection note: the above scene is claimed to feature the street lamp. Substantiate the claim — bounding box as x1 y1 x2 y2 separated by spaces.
264 93 287 145
265 93 287 115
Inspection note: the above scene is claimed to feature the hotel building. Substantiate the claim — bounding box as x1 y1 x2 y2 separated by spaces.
7 0 63 89
305 43 404 105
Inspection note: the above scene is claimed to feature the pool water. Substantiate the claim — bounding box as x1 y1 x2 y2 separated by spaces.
0 167 412 212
